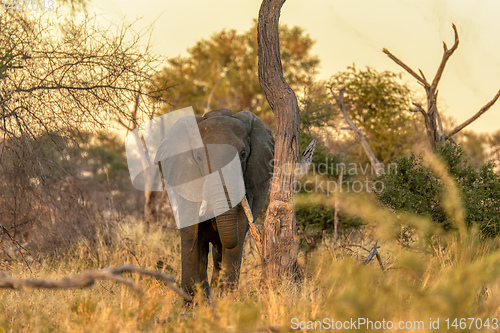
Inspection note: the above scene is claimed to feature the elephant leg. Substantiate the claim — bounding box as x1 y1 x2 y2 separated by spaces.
180 225 210 297
210 243 222 288
199 241 210 297
220 207 248 290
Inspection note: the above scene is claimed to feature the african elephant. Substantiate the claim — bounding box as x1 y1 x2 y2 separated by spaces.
156 108 274 297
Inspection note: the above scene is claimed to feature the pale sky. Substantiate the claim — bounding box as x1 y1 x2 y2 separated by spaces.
91 0 500 134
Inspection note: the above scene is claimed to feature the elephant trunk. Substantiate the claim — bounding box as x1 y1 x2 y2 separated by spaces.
215 206 239 249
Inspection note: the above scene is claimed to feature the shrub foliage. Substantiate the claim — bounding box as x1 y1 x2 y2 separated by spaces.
376 141 500 237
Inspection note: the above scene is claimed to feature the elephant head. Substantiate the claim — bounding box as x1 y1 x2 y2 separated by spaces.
197 109 273 249
156 109 274 249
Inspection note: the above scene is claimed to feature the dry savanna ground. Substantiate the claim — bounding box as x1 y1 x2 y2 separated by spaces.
1 194 500 333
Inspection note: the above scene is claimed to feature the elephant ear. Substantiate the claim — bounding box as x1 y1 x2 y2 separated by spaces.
234 111 274 198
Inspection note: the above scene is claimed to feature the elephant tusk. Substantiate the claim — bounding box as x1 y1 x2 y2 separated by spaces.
199 199 208 216
241 196 254 223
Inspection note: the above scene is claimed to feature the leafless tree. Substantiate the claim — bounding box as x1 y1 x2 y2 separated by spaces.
0 11 166 252
383 24 500 150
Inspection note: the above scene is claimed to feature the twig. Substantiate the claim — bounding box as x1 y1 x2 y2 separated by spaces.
297 224 312 244
0 264 192 302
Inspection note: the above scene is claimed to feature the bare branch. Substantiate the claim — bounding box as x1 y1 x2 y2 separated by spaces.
383 23 461 150
418 69 428 83
382 48 429 87
447 89 500 137
332 87 383 176
409 102 425 114
431 24 459 93
0 264 192 302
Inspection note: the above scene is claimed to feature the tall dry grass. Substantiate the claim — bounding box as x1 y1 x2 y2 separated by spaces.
1 156 499 332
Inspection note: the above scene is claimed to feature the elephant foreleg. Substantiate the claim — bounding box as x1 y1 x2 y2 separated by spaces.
199 241 210 297
211 243 222 288
180 228 210 297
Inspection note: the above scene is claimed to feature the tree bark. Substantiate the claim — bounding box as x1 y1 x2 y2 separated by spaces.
258 0 301 284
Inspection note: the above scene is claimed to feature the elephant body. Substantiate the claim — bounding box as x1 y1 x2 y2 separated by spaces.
164 109 274 297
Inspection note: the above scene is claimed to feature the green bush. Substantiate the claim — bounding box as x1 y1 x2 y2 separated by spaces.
375 141 500 237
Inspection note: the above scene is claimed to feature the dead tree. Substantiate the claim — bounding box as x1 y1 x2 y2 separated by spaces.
383 24 500 150
257 0 302 284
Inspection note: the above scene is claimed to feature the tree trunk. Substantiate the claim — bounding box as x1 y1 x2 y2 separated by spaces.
257 0 301 285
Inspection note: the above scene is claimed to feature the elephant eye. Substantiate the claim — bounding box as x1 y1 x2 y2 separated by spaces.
239 150 246 159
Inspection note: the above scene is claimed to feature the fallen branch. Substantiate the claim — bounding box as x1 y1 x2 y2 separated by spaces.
0 264 192 302
362 242 384 271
